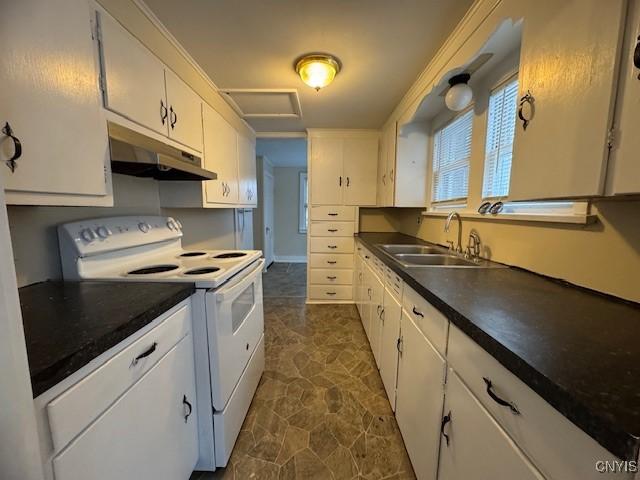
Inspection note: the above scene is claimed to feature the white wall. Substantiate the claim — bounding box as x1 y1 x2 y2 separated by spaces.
273 167 307 260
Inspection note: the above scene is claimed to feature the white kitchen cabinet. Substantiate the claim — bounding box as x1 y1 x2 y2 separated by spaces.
203 103 239 205
360 262 374 340
377 122 396 206
355 253 365 318
98 9 168 137
395 311 446 480
509 0 626 200
164 69 203 152
310 136 344 205
237 134 257 206
343 137 379 205
379 287 401 411
438 370 544 480
0 0 110 205
52 335 198 480
367 267 385 367
608 0 640 196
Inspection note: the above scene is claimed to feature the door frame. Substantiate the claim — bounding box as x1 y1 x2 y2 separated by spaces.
262 170 275 269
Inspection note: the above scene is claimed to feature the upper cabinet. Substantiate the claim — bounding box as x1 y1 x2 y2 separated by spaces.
509 0 627 201
0 0 111 206
309 131 378 206
97 10 203 153
203 103 239 205
237 134 257 206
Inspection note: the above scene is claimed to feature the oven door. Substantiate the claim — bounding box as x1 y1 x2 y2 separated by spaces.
206 258 265 410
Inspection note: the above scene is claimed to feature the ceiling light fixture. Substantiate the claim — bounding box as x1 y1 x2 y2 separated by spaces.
445 73 473 111
295 54 341 91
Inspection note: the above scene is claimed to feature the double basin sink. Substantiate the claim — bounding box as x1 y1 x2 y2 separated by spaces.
377 244 501 268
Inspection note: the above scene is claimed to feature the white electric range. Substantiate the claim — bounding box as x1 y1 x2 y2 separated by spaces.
57 215 265 470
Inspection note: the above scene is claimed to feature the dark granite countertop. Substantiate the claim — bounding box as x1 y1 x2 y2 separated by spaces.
20 281 195 397
357 232 640 462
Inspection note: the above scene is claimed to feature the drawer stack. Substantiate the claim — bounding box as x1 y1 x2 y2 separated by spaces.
307 206 356 302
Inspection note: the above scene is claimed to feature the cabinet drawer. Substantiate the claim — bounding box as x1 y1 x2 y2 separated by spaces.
309 236 354 254
309 268 353 285
310 205 356 221
308 285 353 301
448 325 625 480
401 286 448 356
309 253 353 269
384 266 403 300
47 303 191 452
309 222 355 237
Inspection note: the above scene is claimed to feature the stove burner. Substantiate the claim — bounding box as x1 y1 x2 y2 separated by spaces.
214 252 247 259
128 265 179 275
179 252 207 257
184 267 221 275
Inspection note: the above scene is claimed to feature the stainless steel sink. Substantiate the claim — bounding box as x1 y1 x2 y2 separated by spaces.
394 254 480 267
378 244 447 255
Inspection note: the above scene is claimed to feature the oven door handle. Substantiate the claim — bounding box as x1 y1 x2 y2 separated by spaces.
215 258 264 303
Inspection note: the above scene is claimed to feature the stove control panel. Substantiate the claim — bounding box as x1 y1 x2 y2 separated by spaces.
58 216 183 257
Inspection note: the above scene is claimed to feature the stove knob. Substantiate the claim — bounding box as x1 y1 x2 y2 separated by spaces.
167 220 177 231
80 228 97 243
96 226 112 239
138 222 151 233
175 220 183 229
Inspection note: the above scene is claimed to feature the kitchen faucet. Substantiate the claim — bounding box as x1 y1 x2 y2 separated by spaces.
444 211 463 254
465 229 482 262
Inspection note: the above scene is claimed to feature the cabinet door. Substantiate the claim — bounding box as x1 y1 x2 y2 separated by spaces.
395 312 445 480
438 371 544 480
361 263 373 340
384 124 397 207
380 288 401 411
98 10 168 137
608 0 640 195
510 0 626 200
343 136 378 206
53 335 198 480
164 69 203 152
355 254 364 317
376 132 387 206
237 134 257 205
368 270 385 367
0 0 108 199
203 103 238 204
310 137 343 205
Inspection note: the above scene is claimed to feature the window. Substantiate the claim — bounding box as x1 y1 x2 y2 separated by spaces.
432 109 474 203
298 172 308 233
482 76 519 198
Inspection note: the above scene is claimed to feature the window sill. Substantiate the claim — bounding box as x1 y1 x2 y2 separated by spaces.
420 210 597 225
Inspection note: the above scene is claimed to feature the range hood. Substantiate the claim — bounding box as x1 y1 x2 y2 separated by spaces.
108 122 216 181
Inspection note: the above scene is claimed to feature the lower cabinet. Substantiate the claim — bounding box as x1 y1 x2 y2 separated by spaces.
395 312 446 480
367 266 385 366
379 287 401 411
438 370 544 480
52 334 198 480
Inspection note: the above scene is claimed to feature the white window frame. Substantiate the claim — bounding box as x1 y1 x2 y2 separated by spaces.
298 172 308 233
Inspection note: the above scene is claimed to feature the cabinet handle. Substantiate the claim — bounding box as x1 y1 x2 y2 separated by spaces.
380 307 384 322
170 106 178 129
327 260 337 265
396 336 403 354
364 255 370 259
328 228 338 232
328 245 337 249
339 176 342 186
160 100 168 125
327 276 337 280
131 342 157 367
2 122 22 173
483 377 520 415
183 395 193 423
346 177 350 187
382 174 386 185
328 212 338 217
634 35 640 78
412 306 424 317
518 91 534 130
326 291 337 296
440 411 452 447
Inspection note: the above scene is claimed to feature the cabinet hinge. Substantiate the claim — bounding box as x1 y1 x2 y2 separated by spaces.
607 127 615 149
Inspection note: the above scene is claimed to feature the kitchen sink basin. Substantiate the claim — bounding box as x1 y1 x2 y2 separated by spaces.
394 254 480 267
378 244 447 255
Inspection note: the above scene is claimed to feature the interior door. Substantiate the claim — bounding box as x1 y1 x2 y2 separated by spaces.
237 134 257 205
263 172 275 267
98 10 168 137
343 137 379 206
164 69 203 152
509 0 626 200
380 288 401 411
310 137 343 205
53 336 198 480
395 312 446 480
203 103 238 204
438 371 544 480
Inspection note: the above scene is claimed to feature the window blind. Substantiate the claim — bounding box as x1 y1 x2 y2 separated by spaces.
482 78 519 198
432 109 474 203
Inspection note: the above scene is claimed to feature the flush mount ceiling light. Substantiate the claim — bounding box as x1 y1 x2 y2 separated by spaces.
445 73 473 111
295 54 341 91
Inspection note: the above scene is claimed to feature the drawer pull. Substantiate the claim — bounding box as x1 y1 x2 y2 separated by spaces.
412 306 424 318
326 291 337 296
328 213 338 216
483 377 520 415
327 276 337 280
328 245 338 249
327 260 337 265
183 395 193 423
441 411 452 446
328 228 338 232
131 342 158 367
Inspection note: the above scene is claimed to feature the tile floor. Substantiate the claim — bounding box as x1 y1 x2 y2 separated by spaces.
191 262 415 480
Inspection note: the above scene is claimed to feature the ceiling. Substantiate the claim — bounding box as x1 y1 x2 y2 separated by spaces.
143 0 474 133
256 138 307 167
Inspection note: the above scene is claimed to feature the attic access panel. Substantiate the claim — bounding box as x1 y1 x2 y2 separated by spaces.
221 89 303 119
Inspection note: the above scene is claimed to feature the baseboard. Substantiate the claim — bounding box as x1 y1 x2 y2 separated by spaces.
273 255 307 263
